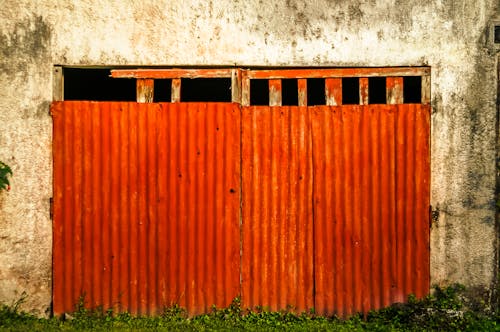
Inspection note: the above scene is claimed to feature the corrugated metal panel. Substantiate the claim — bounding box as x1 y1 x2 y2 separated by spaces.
311 104 430 317
241 106 314 312
395 104 430 302
52 101 241 316
53 101 430 317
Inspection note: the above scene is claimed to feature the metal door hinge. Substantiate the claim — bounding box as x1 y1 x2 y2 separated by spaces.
430 205 439 228
50 197 54 220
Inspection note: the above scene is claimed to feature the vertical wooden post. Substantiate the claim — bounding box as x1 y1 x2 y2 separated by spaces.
325 78 342 106
298 79 307 106
241 72 250 106
386 77 403 104
53 66 63 101
171 78 181 102
359 77 369 105
136 79 154 103
421 75 431 104
269 79 282 106
231 69 242 103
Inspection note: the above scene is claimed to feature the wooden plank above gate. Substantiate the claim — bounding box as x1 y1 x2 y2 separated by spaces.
171 79 181 103
421 75 431 105
387 77 404 104
244 67 430 79
110 67 431 106
268 79 282 106
136 79 154 103
111 68 233 79
359 77 369 105
111 67 430 80
297 79 307 106
325 78 342 106
53 66 63 101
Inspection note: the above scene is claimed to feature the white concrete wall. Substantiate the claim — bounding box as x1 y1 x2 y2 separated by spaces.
0 0 498 315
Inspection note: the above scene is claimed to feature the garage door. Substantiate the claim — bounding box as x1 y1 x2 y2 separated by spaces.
53 68 430 317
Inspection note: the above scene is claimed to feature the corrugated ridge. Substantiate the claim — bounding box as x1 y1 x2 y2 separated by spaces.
241 106 314 312
395 104 430 301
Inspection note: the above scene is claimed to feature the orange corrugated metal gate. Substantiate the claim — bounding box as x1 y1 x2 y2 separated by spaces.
52 102 241 316
52 68 430 317
311 104 430 316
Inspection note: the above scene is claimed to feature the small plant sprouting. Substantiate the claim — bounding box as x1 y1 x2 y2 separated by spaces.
161 303 187 321
0 161 12 191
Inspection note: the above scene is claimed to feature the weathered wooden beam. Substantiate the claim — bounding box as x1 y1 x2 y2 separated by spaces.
386 77 404 104
231 69 241 103
171 78 181 102
136 79 154 103
269 79 282 106
241 72 250 106
112 68 233 79
325 78 342 106
421 75 431 104
359 77 369 105
247 67 430 79
53 66 63 101
298 79 307 106
112 67 431 80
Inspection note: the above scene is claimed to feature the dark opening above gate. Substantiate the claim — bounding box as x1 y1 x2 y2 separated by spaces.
56 67 430 106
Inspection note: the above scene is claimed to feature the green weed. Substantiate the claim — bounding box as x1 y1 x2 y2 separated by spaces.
0 285 499 331
0 161 12 191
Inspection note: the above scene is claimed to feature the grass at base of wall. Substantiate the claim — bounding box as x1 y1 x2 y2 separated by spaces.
0 285 498 331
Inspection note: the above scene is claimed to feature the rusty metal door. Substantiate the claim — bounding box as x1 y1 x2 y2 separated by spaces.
240 103 430 316
311 104 430 317
241 106 314 312
52 101 241 316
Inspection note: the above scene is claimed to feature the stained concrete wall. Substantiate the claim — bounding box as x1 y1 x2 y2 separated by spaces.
0 0 498 315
